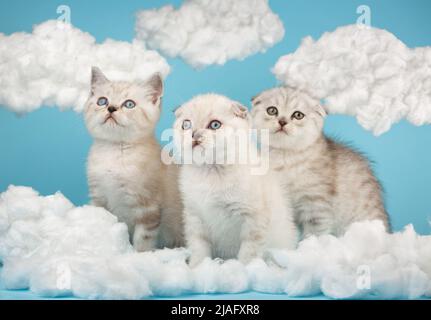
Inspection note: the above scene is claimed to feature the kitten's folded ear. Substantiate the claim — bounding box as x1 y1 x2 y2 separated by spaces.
232 103 248 119
250 93 261 107
145 73 163 105
316 104 327 118
173 105 183 118
91 66 109 89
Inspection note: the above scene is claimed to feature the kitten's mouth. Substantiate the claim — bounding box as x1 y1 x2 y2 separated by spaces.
103 115 119 125
192 140 201 148
275 127 288 134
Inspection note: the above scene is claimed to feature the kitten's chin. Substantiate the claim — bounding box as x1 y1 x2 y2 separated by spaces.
89 125 150 144
269 133 319 151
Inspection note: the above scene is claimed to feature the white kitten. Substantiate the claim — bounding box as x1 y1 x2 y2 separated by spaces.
174 94 298 267
251 87 390 238
84 67 183 251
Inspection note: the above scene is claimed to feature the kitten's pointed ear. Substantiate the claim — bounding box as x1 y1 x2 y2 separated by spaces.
91 67 109 88
145 73 163 105
232 103 248 119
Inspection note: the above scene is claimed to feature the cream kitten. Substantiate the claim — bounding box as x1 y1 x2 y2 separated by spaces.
251 87 390 238
173 94 298 267
84 67 183 251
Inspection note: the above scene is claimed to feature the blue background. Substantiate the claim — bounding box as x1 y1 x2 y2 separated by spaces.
0 1 430 234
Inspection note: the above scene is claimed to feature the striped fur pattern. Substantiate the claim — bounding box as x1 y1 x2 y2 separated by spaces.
251 87 390 238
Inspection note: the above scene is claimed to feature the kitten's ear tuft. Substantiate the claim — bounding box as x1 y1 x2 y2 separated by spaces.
91 67 109 88
145 73 163 105
232 103 248 119
316 104 327 118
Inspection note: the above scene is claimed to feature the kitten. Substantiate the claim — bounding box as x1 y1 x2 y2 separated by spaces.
84 67 183 251
251 87 390 238
174 94 298 267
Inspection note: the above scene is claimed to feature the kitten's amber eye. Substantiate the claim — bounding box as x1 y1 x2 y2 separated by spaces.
292 111 305 120
208 120 222 130
182 120 192 130
123 100 136 109
267 106 278 116
97 97 108 106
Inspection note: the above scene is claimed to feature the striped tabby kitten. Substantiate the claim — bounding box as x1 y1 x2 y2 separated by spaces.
251 87 390 238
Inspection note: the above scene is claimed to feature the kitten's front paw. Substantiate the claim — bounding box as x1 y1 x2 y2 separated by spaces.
133 229 156 252
238 245 260 265
133 239 154 252
188 254 206 268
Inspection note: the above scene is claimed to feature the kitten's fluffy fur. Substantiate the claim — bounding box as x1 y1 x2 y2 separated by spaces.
85 67 183 251
251 87 390 237
174 94 298 266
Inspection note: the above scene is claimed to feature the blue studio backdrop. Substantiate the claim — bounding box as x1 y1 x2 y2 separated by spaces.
0 1 430 237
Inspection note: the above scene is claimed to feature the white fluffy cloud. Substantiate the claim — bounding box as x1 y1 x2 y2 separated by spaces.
0 20 170 114
1 186 430 299
272 25 431 135
135 0 285 68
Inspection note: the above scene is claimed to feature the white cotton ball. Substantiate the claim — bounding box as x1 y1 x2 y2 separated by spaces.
272 25 431 135
341 220 388 259
153 259 194 296
0 186 43 223
152 247 190 263
0 258 33 289
321 267 363 299
193 258 225 293
370 258 430 299
246 259 287 293
1 186 431 299
30 255 152 299
135 0 284 68
0 20 170 114
192 258 248 293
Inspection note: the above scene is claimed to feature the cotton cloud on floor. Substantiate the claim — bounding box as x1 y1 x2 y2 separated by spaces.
0 20 170 114
135 0 284 69
0 186 430 299
272 25 431 135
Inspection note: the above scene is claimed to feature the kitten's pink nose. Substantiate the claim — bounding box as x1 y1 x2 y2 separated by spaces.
108 106 117 113
279 119 287 127
192 130 202 140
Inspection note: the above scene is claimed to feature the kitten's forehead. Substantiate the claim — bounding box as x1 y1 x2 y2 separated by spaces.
93 81 147 103
180 94 234 120
254 87 318 112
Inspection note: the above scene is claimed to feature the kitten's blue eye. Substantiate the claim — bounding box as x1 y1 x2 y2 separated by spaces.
267 106 278 116
291 111 305 120
182 120 192 130
208 120 222 130
97 97 108 106
123 100 136 109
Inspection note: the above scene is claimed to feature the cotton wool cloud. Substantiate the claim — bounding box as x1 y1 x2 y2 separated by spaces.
0 20 170 114
135 0 285 69
272 25 431 135
1 186 430 299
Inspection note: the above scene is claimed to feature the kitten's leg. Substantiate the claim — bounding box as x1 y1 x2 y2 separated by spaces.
89 196 107 208
133 206 161 252
88 185 108 208
184 209 211 267
300 205 334 237
238 211 269 264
